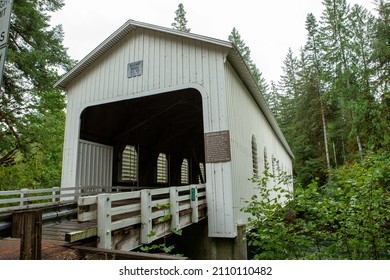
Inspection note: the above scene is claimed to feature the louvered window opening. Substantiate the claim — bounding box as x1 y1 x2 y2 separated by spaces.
252 135 259 178
156 153 168 184
199 162 205 183
181 158 189 185
121 145 138 182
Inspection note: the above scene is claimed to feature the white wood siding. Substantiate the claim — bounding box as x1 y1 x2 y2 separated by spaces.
225 62 293 225
60 28 235 237
76 140 113 188
65 29 227 104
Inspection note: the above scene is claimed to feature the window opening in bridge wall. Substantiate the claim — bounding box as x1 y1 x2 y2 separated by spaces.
181 158 189 185
198 162 205 183
264 147 268 171
119 145 138 183
272 155 278 183
156 153 168 184
251 135 259 179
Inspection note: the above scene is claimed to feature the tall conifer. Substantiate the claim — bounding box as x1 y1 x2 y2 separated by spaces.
228 28 268 94
0 0 72 188
172 3 191 32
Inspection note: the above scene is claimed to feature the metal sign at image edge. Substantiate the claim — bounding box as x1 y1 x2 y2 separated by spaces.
0 0 13 48
0 43 7 86
0 0 14 86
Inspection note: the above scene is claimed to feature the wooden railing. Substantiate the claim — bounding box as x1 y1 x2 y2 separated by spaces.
77 184 207 249
0 186 145 212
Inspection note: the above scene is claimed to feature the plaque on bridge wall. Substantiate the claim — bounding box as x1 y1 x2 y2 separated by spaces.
204 130 231 163
127 60 143 78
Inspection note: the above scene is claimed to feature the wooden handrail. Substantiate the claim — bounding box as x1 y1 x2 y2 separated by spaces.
0 185 147 212
76 184 207 249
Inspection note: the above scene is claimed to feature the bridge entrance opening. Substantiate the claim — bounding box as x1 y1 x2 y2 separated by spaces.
79 88 206 189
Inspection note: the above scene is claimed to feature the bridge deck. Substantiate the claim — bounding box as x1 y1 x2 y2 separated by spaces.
1 184 207 253
42 220 96 242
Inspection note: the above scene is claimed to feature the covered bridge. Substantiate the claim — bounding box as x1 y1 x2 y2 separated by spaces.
54 20 293 259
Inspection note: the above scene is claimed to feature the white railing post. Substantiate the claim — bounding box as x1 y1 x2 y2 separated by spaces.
20 188 28 207
76 185 82 200
170 187 180 230
97 193 111 249
52 187 60 202
141 189 152 244
190 185 199 223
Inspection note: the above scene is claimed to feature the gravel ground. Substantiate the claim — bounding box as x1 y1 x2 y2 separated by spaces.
0 239 80 260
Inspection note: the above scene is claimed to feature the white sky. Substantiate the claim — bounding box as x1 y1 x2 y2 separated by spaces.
50 0 376 83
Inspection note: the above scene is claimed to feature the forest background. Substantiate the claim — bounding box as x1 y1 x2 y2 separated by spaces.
0 0 388 259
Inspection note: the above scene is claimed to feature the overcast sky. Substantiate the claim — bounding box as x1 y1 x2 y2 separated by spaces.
50 0 376 83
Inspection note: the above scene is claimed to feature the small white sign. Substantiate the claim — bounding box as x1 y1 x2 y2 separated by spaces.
127 60 143 78
0 0 13 48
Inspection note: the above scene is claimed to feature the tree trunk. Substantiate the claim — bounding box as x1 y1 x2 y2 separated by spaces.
356 134 363 160
320 98 331 177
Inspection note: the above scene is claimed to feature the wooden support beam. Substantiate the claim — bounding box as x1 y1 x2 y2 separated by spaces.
114 100 184 143
12 210 42 260
71 245 187 260
65 227 97 243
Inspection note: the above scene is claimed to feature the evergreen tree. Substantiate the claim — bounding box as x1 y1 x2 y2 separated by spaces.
372 0 390 143
348 4 387 150
274 0 389 185
277 48 299 137
0 0 72 188
171 3 191 32
267 81 281 119
279 48 300 101
296 49 329 184
320 0 366 159
372 0 390 89
318 0 388 158
229 28 252 66
279 47 329 185
228 28 268 94
303 13 331 175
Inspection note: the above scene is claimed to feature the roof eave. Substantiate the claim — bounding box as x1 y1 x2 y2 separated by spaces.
227 47 295 159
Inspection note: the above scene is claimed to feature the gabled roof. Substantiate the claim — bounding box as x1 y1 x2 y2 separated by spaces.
54 20 233 90
54 20 293 159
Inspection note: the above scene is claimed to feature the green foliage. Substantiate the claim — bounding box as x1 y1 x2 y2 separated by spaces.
243 150 390 260
372 0 390 88
140 243 176 254
171 3 190 32
0 0 72 190
140 203 183 256
273 0 390 185
228 28 268 95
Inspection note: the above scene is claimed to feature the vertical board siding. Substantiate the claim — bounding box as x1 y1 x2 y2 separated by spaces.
205 45 236 237
225 62 293 225
61 28 235 237
77 140 113 188
61 90 81 189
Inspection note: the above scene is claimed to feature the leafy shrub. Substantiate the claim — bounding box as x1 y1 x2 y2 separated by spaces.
243 150 390 259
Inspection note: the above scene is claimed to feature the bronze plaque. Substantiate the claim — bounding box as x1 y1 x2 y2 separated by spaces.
204 130 231 163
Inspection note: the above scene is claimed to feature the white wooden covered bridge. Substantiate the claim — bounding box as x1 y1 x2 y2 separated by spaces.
53 19 293 259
